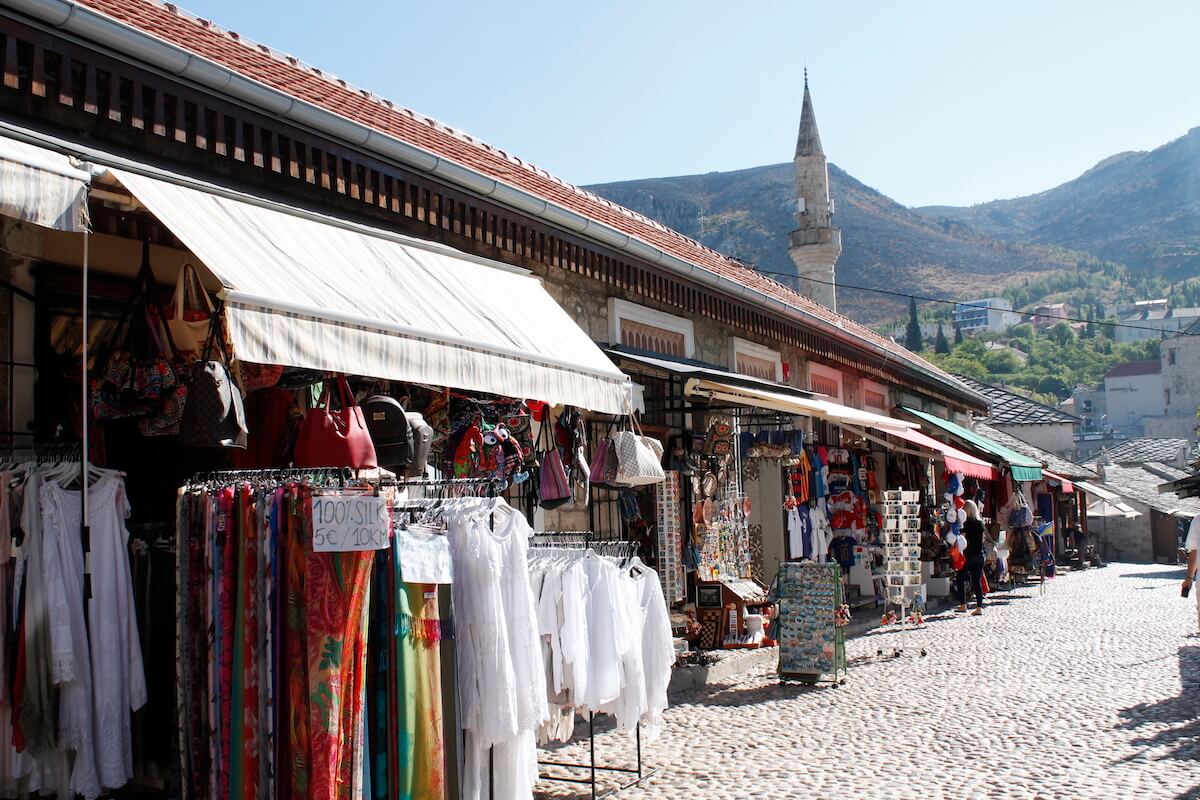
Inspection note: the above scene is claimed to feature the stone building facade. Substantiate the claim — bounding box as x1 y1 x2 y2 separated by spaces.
0 1 986 459
1149 322 1200 440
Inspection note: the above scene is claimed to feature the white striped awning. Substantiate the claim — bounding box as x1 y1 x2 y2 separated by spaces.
688 378 916 434
0 133 89 232
110 168 632 414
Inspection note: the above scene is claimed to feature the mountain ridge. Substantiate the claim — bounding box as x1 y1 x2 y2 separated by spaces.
585 125 1200 324
588 162 1076 323
915 126 1200 278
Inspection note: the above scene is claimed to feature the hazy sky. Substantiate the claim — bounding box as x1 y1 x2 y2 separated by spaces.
174 0 1198 208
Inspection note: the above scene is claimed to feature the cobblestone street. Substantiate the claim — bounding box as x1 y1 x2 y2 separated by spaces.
536 564 1200 799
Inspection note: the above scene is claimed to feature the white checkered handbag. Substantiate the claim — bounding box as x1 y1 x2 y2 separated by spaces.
614 415 665 486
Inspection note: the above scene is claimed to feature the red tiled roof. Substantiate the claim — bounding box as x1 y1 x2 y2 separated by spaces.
1105 359 1161 379
73 0 972 401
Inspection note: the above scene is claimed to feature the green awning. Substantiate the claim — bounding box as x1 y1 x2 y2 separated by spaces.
900 407 1043 481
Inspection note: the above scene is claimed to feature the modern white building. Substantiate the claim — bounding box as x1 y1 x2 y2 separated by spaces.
1104 360 1164 433
953 297 1020 335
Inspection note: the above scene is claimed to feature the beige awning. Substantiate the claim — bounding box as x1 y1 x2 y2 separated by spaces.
688 379 916 433
110 168 632 414
0 133 89 232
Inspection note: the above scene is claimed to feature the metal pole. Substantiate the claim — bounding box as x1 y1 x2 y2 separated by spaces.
589 712 596 800
80 224 91 608
636 722 642 780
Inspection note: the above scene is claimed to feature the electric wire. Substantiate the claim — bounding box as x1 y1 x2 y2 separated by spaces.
743 267 1200 336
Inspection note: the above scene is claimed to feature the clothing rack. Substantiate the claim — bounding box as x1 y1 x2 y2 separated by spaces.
185 466 354 487
528 535 658 798
388 474 500 800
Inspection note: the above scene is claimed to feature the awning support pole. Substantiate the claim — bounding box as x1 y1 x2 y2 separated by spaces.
81 218 91 609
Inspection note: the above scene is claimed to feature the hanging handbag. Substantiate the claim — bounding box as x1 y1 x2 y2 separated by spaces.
92 243 181 422
239 362 285 393
165 262 215 364
501 403 538 470
178 309 248 449
293 375 378 469
138 303 188 437
949 545 966 571
614 413 665 486
589 438 614 486
536 411 571 509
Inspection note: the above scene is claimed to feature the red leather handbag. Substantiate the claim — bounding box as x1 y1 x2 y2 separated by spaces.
293 376 378 469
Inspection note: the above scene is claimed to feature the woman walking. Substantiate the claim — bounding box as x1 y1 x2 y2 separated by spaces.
955 500 987 616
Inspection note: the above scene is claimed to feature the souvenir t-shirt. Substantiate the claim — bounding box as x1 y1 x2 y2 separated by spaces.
786 506 813 560
828 534 857 572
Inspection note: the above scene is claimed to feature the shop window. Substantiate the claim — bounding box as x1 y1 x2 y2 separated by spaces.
608 298 694 358
730 337 782 382
0 261 36 450
620 319 686 357
861 379 889 411
807 362 843 399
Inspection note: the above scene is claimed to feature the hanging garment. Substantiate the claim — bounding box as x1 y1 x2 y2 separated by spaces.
300 495 374 800
391 540 446 800
448 501 547 800
808 504 832 564
633 565 674 741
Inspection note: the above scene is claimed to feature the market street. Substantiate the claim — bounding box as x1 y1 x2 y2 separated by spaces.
536 564 1200 800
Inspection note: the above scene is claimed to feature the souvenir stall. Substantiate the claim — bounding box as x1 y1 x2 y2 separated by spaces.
684 379 918 638
0 130 681 800
602 350 764 654
897 408 1046 593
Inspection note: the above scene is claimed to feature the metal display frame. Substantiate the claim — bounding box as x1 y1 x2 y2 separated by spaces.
774 561 847 687
528 531 662 798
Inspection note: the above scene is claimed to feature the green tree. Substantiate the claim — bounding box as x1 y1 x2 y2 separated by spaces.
1008 323 1035 342
935 324 951 354
953 325 964 345
1084 306 1095 339
904 296 923 352
955 336 988 360
1048 322 1076 347
983 349 1020 374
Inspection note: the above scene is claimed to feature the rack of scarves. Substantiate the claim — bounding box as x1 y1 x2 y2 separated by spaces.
0 447 146 800
177 468 356 800
177 469 487 800
526 533 673 799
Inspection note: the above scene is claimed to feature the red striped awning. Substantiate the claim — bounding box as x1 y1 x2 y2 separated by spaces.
888 427 998 481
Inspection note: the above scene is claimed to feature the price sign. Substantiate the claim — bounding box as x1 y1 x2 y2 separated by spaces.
311 493 390 552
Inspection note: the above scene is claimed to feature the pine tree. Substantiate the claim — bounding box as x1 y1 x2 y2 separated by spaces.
904 297 923 352
1084 305 1095 339
954 325 964 345
935 324 951 354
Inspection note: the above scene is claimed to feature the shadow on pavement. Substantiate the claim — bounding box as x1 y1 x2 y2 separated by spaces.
1113 644 1200 790
1119 569 1187 580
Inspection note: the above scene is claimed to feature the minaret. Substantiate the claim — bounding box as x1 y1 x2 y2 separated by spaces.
788 71 841 311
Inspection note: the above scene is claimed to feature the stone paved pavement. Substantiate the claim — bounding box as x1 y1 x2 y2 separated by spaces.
534 563 1200 800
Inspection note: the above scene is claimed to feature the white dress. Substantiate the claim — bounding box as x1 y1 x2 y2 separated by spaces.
80 478 147 789
634 564 676 740
41 476 147 798
40 479 100 800
597 568 645 734
577 554 624 712
449 501 547 800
